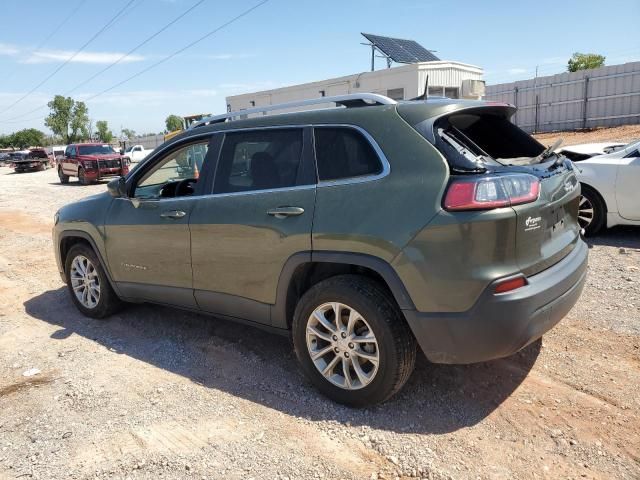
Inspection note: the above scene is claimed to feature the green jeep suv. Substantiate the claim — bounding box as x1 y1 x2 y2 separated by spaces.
53 94 588 406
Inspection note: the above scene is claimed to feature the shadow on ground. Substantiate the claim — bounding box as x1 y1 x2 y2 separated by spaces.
586 225 640 250
24 287 540 434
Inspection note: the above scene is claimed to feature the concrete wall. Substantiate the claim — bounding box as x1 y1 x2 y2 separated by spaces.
485 62 640 133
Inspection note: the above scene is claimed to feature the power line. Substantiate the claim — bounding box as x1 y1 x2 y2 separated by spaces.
0 0 205 123
81 0 270 104
1 0 89 87
0 0 137 116
67 0 206 95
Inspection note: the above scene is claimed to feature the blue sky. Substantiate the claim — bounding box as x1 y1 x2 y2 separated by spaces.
0 0 638 135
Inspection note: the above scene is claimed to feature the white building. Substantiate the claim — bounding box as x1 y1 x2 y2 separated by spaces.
226 61 485 114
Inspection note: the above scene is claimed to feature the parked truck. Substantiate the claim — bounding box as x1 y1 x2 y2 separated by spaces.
10 148 51 172
122 144 153 165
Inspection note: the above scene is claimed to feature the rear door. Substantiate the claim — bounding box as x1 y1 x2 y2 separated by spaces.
189 127 316 325
409 105 582 276
509 162 581 276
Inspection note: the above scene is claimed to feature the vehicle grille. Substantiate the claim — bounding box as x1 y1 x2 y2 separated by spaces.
98 159 121 169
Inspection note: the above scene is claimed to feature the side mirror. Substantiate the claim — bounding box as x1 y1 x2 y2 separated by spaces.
107 176 127 198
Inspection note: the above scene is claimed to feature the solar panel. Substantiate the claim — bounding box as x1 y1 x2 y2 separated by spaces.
361 33 440 64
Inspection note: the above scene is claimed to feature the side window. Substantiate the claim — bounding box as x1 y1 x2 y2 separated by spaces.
314 127 383 182
214 129 303 194
134 141 209 198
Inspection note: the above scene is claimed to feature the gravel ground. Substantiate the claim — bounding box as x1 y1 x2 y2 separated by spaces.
0 151 639 480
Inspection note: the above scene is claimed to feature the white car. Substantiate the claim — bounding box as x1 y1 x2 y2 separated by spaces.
559 141 640 235
558 142 625 160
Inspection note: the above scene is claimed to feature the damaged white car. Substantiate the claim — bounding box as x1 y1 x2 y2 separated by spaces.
559 141 640 235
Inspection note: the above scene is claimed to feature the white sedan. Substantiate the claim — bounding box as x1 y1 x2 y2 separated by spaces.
558 141 640 235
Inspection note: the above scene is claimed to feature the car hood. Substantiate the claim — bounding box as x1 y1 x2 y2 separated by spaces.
78 154 123 160
558 142 625 155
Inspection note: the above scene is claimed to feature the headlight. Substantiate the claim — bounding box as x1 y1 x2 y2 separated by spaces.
54 212 59 226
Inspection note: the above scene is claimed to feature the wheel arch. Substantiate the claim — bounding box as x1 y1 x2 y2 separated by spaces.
272 251 415 329
59 231 118 292
580 181 609 213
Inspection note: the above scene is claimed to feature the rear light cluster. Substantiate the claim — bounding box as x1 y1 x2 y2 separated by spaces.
444 174 540 211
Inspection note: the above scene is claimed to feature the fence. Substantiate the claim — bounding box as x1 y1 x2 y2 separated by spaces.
485 61 640 133
123 133 165 150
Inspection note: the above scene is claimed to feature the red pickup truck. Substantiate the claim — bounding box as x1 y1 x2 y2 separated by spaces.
58 143 129 185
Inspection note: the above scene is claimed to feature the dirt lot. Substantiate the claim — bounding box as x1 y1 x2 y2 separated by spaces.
0 147 639 479
533 124 640 147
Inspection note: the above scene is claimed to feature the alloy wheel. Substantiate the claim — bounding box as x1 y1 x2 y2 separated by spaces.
70 255 101 309
578 195 594 229
306 302 379 390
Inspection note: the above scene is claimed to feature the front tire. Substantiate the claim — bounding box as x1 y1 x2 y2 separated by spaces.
64 244 121 319
292 275 416 407
78 167 91 185
58 167 69 184
579 184 606 236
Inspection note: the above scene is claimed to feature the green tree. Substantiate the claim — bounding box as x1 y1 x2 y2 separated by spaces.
121 128 136 139
70 101 90 141
567 52 605 72
165 114 184 132
44 95 90 144
11 128 45 148
0 134 11 149
96 120 113 143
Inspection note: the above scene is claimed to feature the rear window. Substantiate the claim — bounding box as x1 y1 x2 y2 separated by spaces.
314 127 382 181
78 145 116 155
413 107 546 172
29 149 48 158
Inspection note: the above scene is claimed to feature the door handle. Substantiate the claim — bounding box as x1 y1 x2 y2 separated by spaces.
160 210 186 219
266 206 305 219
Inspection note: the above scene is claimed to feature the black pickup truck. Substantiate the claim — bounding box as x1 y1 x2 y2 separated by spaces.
10 148 51 172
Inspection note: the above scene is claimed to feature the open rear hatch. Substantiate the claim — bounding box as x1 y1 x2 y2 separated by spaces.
407 104 581 276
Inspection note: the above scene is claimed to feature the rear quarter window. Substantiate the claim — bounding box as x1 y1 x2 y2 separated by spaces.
314 127 382 181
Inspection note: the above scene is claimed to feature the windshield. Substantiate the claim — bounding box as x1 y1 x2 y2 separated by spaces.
606 139 640 154
78 145 116 155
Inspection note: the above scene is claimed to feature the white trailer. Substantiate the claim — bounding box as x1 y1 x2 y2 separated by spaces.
226 61 485 115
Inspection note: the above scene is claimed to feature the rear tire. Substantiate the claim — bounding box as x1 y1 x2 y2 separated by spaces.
579 184 606 236
64 244 122 319
292 275 416 407
58 167 69 184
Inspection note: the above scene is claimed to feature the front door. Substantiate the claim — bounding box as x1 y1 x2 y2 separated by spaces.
616 149 640 221
190 128 316 325
104 138 212 307
62 145 78 176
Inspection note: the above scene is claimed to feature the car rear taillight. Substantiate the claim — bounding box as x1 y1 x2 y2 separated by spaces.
443 174 540 211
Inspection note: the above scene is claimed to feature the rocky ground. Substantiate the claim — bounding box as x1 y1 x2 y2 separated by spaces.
0 144 639 479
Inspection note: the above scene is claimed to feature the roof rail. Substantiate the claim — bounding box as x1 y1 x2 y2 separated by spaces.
191 93 397 129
